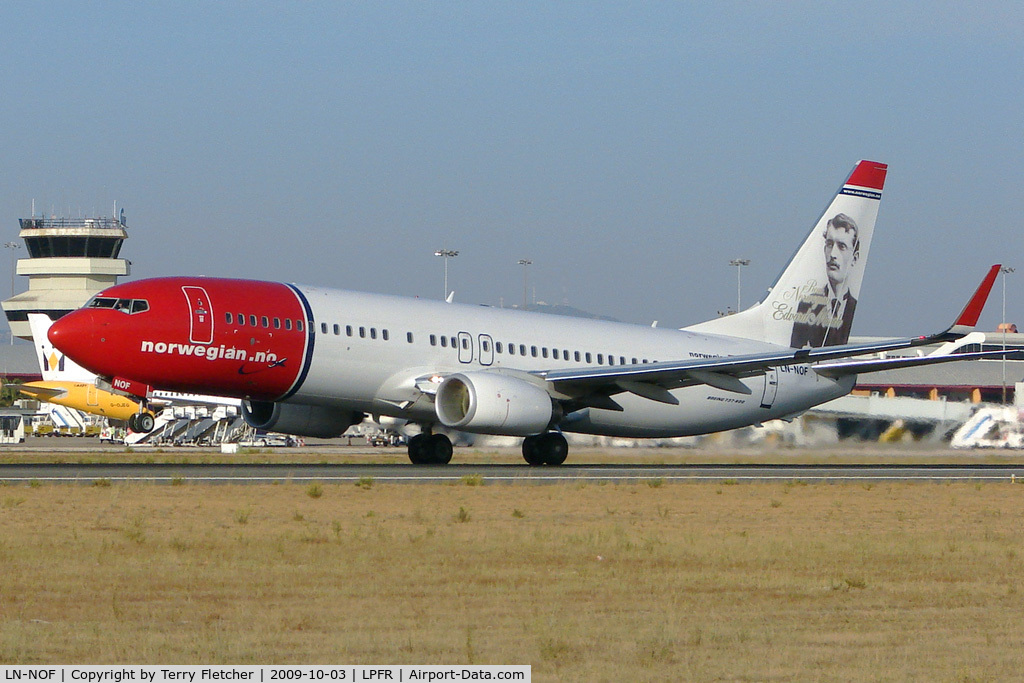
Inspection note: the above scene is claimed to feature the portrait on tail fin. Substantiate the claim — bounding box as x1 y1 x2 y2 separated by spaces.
789 212 860 347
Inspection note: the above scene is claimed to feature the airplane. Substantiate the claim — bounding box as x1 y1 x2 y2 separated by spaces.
47 160 1005 465
19 313 240 434
17 313 157 432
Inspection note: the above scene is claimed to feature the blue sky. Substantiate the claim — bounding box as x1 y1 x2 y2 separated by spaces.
2 2 1022 335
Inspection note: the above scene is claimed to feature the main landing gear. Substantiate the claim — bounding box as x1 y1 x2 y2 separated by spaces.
407 433 454 465
522 432 568 466
405 430 569 466
127 412 155 434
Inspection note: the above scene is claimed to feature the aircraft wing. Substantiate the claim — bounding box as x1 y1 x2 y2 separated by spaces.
12 382 69 401
535 265 1001 402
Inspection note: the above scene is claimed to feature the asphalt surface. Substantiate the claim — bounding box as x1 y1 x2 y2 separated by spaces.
3 462 1024 484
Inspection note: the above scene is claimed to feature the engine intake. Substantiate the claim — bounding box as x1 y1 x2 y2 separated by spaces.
435 372 553 436
242 400 362 438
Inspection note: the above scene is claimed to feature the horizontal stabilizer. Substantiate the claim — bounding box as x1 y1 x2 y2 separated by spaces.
815 347 1015 378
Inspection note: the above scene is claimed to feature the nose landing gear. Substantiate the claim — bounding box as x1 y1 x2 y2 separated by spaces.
128 411 155 434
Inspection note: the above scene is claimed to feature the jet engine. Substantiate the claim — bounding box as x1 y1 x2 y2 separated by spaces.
434 372 554 436
242 400 362 438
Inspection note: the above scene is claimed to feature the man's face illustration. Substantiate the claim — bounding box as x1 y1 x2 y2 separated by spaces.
823 220 858 292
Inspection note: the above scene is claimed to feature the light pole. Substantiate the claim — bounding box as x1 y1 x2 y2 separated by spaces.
4 242 19 346
517 259 532 309
1001 266 1015 404
4 241 19 297
729 259 751 313
434 249 459 300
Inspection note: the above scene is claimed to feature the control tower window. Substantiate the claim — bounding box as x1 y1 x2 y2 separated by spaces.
24 236 123 259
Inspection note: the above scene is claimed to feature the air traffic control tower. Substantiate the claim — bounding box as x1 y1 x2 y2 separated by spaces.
2 211 130 341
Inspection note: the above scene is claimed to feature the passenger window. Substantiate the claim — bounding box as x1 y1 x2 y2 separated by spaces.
382 329 389 341
495 342 502 353
261 316 269 328
274 318 281 329
631 357 638 365
508 344 515 356
574 351 581 362
370 328 377 340
346 325 353 336
586 352 592 363
608 356 615 366
430 334 437 346
407 332 414 344
597 354 604 364
520 344 526 356
225 312 233 324
239 313 245 326
461 337 468 349
320 323 328 334
285 319 292 330
249 315 257 326
441 336 447 348
482 340 490 352
531 346 538 358
542 348 548 359
333 324 340 335
450 337 457 348
296 320 304 331
359 327 366 338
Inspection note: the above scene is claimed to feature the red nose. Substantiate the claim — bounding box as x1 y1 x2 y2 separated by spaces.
48 310 101 373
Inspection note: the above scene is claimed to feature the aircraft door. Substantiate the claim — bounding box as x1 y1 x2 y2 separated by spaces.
457 332 473 364
86 384 99 407
182 286 214 345
478 334 494 366
760 368 779 409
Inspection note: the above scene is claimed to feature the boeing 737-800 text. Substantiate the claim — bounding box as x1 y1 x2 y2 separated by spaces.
48 161 1001 464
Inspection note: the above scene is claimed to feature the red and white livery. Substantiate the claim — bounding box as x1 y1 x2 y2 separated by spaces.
49 161 1001 464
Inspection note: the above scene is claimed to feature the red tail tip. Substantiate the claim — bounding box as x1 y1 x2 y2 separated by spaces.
846 160 887 191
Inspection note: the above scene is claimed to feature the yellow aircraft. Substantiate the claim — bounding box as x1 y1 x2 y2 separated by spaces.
19 314 156 432
15 380 141 421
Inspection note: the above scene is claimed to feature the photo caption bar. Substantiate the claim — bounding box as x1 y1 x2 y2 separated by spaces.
0 667 530 683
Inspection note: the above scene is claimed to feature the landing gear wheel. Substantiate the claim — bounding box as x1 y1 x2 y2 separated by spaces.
408 434 430 464
429 433 453 464
408 433 454 464
136 412 155 433
127 414 138 432
522 435 545 466
522 432 568 466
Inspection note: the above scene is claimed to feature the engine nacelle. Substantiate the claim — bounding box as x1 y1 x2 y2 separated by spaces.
242 400 362 438
435 372 554 436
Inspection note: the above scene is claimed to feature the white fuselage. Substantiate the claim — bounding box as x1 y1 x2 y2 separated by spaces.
292 286 853 437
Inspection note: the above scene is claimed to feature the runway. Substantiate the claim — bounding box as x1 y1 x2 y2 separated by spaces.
2 462 1024 484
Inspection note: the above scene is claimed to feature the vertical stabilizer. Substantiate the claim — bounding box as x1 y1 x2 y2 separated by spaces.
28 313 96 382
685 160 887 347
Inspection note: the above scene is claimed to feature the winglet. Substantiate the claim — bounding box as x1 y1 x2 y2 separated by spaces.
944 264 1001 337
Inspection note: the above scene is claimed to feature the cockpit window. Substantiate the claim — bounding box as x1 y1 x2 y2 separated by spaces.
86 297 150 315
87 297 118 309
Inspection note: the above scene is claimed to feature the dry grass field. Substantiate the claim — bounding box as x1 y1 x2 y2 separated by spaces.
2 476 1024 681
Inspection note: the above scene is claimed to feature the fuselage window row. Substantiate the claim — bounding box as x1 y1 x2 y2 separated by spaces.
224 312 650 367
224 312 303 331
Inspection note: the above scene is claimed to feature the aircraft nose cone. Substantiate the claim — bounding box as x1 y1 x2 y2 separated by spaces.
48 310 98 369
